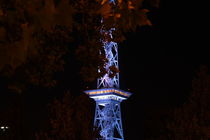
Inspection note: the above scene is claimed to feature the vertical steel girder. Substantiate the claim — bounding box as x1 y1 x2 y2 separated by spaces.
97 39 119 89
94 102 124 140
94 1 127 140
97 0 119 89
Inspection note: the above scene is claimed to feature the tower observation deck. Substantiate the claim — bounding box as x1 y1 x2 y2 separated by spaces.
84 0 133 139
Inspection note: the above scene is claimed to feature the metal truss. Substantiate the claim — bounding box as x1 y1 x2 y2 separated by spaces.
94 101 124 140
89 1 131 140
97 39 120 89
97 0 119 89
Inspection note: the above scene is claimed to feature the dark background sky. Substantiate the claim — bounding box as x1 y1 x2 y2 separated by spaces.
1 0 210 139
117 1 210 139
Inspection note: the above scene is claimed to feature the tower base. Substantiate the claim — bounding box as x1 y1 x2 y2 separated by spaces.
84 88 132 140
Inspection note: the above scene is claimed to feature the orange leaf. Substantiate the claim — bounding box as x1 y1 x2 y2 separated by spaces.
128 1 135 9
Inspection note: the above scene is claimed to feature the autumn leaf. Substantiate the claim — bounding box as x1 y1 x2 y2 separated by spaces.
99 1 113 19
109 65 119 78
128 1 135 9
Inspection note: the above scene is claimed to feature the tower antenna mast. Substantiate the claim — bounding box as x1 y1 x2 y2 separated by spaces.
84 1 133 139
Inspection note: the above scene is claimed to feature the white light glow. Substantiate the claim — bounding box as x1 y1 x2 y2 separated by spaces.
0 126 9 131
91 94 126 101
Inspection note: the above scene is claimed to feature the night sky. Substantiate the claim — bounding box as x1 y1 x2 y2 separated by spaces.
1 0 210 139
118 2 210 139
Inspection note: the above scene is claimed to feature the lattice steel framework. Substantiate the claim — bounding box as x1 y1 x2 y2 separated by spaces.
84 89 132 140
84 0 133 140
97 29 119 89
94 101 123 140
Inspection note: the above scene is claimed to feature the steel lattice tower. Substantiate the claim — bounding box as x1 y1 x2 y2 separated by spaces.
84 0 132 139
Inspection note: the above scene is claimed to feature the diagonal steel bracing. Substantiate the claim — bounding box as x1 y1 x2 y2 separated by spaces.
94 102 124 140
84 1 133 140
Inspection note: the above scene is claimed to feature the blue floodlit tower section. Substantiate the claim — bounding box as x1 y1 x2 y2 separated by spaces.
84 88 132 140
84 0 133 140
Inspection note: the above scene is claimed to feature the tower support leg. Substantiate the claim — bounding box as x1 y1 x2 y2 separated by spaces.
94 102 124 140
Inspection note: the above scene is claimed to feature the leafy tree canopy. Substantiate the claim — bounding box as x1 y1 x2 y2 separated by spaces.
150 65 210 140
0 0 159 93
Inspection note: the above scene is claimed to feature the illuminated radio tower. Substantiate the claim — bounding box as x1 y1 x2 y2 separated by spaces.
84 0 132 140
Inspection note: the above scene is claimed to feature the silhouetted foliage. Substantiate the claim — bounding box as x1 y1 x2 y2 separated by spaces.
147 65 210 140
0 0 159 139
0 0 159 92
35 92 97 140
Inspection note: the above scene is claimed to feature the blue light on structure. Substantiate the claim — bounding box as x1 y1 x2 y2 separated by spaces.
84 88 132 140
109 0 116 4
84 0 133 139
